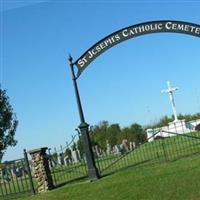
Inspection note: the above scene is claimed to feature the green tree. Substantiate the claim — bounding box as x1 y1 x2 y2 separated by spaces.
107 123 121 146
130 123 146 145
158 115 173 127
0 88 18 162
92 121 109 150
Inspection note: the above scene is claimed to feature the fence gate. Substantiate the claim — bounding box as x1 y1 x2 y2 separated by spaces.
0 150 35 199
48 134 88 187
92 128 200 176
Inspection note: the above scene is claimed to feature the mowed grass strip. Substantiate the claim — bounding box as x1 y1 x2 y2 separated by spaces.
18 155 200 200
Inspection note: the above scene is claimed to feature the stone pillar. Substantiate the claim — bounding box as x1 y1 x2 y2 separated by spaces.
28 147 54 193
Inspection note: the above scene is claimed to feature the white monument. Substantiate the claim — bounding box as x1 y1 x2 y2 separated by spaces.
71 150 80 163
161 81 189 133
146 81 200 142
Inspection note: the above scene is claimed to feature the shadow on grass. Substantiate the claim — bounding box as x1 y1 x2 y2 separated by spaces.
0 190 33 200
100 159 153 178
52 175 88 189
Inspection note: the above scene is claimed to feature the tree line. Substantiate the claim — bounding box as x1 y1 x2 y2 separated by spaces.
90 121 146 150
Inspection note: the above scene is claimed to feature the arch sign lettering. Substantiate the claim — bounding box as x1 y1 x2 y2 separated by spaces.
73 20 200 78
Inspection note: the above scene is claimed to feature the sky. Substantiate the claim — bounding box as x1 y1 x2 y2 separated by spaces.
1 0 200 161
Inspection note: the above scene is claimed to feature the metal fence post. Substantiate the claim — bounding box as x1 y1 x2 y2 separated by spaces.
161 140 168 162
24 149 35 195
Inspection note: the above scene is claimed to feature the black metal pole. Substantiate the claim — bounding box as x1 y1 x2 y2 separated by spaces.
68 55 99 180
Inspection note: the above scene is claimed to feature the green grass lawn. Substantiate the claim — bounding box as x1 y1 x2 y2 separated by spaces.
18 155 200 200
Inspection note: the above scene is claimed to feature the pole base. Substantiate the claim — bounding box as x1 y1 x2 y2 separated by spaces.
88 168 100 181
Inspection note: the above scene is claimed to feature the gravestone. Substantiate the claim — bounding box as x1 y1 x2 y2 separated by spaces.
106 141 112 155
114 145 121 155
129 142 133 151
58 153 65 165
72 150 80 163
94 145 101 157
129 141 136 151
119 144 126 154
122 139 129 151
64 155 72 165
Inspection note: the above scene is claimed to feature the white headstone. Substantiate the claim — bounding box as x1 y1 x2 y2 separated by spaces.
106 141 112 155
72 150 80 163
114 145 121 155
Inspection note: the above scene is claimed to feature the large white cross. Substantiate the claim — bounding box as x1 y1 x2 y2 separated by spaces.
161 81 179 122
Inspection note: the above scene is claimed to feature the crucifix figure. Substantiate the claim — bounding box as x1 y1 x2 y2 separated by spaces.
161 81 179 122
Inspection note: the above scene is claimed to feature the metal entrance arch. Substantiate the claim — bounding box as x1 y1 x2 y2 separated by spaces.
68 20 200 180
